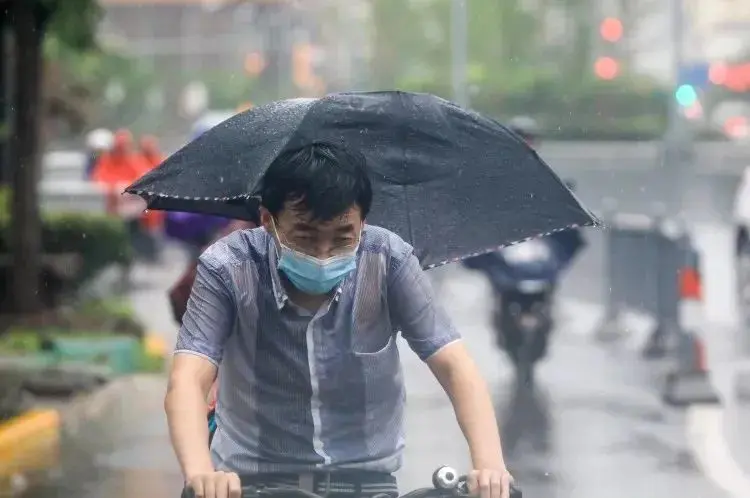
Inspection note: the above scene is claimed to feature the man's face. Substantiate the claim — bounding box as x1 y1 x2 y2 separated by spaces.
261 201 363 260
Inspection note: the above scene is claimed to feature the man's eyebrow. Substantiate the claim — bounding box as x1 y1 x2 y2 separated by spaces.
335 224 355 234
292 223 316 233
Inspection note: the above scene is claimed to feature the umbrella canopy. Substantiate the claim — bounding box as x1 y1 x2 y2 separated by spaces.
126 91 598 268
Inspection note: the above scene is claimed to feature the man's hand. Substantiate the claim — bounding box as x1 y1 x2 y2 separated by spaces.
467 468 513 498
187 470 242 498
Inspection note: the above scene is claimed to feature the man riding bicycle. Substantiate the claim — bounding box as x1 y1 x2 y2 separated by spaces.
166 143 513 498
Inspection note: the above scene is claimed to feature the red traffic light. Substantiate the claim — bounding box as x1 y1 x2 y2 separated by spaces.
594 57 619 80
600 17 623 42
709 63 728 85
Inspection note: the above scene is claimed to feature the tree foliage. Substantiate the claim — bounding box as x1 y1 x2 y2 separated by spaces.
42 0 102 133
43 0 101 51
370 0 670 138
1 0 100 315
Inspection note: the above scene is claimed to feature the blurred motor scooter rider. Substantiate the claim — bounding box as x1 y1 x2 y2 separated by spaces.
92 129 163 263
464 116 586 297
507 116 586 268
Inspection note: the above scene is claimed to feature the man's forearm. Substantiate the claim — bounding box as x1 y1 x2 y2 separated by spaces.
165 383 215 479
450 363 506 469
430 347 506 469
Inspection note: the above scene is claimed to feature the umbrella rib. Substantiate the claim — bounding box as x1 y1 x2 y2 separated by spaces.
396 92 416 248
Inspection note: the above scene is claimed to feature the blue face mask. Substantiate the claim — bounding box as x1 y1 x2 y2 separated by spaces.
272 221 360 295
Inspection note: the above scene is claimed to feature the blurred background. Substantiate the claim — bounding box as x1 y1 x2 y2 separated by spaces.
6 0 750 147
1 0 750 497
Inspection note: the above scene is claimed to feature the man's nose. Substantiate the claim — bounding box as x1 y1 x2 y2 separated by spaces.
309 242 335 259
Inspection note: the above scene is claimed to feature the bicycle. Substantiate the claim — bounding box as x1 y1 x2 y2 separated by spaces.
183 466 522 498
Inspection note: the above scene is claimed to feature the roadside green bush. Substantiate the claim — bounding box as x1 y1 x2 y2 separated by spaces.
0 187 132 288
0 297 158 375
397 73 676 140
0 297 144 340
36 212 132 283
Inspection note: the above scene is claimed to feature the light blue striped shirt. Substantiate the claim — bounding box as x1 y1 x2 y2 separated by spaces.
175 225 461 474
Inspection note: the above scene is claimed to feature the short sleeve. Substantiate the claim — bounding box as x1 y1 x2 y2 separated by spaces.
174 254 235 366
387 238 461 361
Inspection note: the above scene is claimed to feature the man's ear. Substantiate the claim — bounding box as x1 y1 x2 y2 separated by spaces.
259 207 273 230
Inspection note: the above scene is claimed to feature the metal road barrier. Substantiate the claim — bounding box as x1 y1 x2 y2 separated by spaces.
595 204 720 407
39 181 110 215
42 150 86 182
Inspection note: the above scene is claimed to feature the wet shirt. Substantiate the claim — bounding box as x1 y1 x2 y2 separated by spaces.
175 225 460 475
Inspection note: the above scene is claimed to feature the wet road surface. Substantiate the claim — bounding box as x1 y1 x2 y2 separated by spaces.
402 263 721 497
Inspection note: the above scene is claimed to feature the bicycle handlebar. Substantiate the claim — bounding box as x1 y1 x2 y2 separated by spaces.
182 466 522 498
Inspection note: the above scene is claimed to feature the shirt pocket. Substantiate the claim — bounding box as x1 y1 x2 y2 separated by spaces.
350 294 394 356
353 333 403 411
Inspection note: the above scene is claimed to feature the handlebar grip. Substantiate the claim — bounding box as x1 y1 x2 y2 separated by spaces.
510 483 522 498
456 476 522 498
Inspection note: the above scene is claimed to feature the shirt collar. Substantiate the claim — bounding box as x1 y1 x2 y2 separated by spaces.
267 232 289 310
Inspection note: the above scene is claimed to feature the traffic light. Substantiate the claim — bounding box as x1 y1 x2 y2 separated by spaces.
708 63 750 92
595 17 623 80
244 52 265 76
708 63 728 85
594 57 619 80
675 84 698 107
600 17 623 43
292 43 314 89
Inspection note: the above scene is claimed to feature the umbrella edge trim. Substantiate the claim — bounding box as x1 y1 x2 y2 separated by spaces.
422 219 600 271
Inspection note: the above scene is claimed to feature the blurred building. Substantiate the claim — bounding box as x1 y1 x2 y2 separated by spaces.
620 0 750 82
99 0 252 75
97 0 372 111
302 0 372 91
687 0 750 61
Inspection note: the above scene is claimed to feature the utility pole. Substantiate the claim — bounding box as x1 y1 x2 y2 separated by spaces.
0 24 9 186
661 0 691 215
450 0 468 108
667 0 685 140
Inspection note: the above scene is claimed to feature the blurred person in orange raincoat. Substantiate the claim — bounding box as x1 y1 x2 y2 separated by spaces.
135 134 167 250
91 128 145 186
92 129 163 262
139 134 165 171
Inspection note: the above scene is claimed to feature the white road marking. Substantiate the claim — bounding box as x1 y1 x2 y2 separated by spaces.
686 405 750 498
690 223 739 328
687 223 750 497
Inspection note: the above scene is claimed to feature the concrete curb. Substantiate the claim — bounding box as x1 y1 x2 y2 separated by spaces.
0 332 168 495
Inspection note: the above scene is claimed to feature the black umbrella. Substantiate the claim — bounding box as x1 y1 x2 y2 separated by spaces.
126 91 598 269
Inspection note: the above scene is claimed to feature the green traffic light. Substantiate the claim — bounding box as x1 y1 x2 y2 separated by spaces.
675 84 698 106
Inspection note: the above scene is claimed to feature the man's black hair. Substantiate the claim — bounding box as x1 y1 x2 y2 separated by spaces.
259 142 372 221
